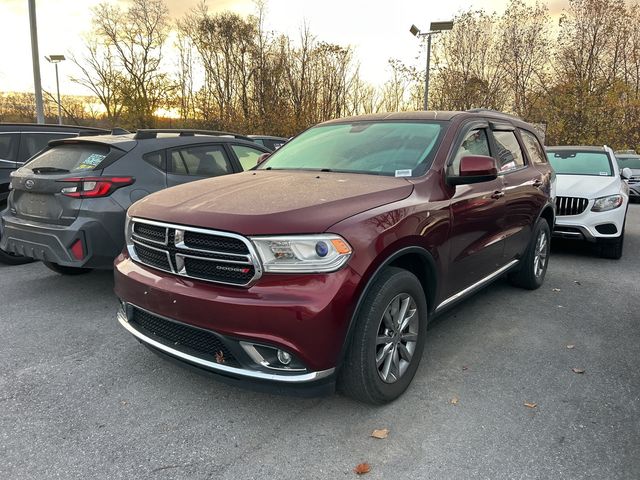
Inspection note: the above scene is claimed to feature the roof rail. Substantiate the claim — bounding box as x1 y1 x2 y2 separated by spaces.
111 127 130 135
133 129 252 142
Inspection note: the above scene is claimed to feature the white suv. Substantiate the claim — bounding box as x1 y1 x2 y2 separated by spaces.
546 145 632 259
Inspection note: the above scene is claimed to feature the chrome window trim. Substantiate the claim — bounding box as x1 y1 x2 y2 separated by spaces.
435 259 520 312
129 217 263 287
118 307 333 383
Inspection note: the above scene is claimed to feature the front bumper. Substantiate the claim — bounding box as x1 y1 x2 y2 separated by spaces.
114 254 362 383
0 210 124 269
552 201 627 241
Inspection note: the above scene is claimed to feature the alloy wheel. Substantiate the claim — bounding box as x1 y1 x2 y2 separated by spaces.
533 229 548 278
375 293 419 384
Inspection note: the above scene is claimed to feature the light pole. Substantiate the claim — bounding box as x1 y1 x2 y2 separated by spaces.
46 55 66 125
410 21 454 111
28 0 45 124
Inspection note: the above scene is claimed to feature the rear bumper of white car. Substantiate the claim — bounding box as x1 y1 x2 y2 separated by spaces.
553 201 627 241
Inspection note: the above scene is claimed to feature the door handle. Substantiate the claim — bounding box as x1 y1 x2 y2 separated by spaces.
491 191 504 199
532 179 543 188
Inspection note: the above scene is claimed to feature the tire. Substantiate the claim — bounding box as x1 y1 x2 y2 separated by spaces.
338 267 428 404
599 230 624 260
508 218 551 290
43 261 93 275
0 247 37 266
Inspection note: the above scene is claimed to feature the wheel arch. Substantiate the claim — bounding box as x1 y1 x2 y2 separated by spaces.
337 246 438 367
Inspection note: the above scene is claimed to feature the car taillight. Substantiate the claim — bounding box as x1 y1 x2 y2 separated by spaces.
59 176 134 198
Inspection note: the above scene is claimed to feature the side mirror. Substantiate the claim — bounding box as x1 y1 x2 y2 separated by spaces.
621 167 633 180
257 153 270 166
449 155 499 185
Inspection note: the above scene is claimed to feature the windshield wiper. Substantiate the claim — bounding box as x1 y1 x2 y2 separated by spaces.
31 167 70 174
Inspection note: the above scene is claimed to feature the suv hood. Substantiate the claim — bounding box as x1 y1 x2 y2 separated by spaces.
129 170 414 235
556 174 621 199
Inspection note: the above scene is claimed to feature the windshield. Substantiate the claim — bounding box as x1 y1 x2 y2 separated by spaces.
25 143 111 174
259 121 445 177
616 155 640 169
546 150 613 176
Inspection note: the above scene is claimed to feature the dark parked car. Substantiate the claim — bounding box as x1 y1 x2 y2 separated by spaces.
114 111 555 404
0 129 270 274
248 135 288 151
0 123 110 264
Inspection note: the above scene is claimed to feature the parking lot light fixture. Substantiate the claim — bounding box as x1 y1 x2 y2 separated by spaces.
45 54 66 125
410 21 454 110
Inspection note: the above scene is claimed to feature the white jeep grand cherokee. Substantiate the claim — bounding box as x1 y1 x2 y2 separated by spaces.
546 145 632 259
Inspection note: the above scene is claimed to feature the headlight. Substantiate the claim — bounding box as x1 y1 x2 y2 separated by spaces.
250 234 352 273
591 194 623 212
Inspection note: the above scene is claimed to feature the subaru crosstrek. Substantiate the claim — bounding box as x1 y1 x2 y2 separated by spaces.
114 111 555 404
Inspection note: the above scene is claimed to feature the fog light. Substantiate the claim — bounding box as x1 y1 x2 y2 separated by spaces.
277 350 292 365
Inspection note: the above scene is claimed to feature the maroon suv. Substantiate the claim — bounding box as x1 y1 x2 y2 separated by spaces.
114 111 555 404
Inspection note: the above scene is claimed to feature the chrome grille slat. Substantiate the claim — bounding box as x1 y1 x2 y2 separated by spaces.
555 196 588 216
128 218 262 287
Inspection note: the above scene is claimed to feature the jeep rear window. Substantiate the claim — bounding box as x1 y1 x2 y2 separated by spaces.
259 121 444 177
24 143 111 173
546 150 613 176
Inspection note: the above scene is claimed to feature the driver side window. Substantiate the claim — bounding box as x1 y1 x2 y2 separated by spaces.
449 129 491 176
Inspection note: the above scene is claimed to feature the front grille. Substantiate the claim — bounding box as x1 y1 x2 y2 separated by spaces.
629 176 640 184
184 231 248 254
184 257 255 284
130 307 238 366
133 222 166 244
129 219 260 287
556 196 588 216
134 243 171 271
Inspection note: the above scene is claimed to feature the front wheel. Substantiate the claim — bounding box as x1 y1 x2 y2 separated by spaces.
43 261 93 275
599 229 624 259
508 218 551 290
338 267 428 404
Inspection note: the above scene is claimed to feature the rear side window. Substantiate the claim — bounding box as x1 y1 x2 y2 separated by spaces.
520 130 547 165
169 144 233 177
143 151 166 171
20 133 72 162
231 144 266 170
0 133 19 162
493 131 525 173
25 143 111 173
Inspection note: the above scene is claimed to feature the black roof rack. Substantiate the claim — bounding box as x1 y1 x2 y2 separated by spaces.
133 129 252 142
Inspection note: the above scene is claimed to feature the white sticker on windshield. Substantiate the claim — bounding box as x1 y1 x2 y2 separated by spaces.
395 169 412 177
599 172 608 176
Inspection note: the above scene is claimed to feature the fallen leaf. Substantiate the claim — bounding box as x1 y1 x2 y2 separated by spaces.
370 428 389 439
571 368 585 374
215 351 225 364
566 344 575 349
462 365 469 371
552 288 561 292
574 281 581 285
354 463 371 475
524 402 537 408
450 396 459 405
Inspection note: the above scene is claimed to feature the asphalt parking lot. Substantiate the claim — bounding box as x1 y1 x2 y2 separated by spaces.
1 205 639 480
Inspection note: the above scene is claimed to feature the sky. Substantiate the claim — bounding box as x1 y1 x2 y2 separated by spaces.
0 0 569 96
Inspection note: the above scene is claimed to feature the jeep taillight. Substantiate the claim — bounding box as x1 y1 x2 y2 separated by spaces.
59 176 134 198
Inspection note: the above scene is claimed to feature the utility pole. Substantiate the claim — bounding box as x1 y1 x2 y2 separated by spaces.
28 0 45 124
